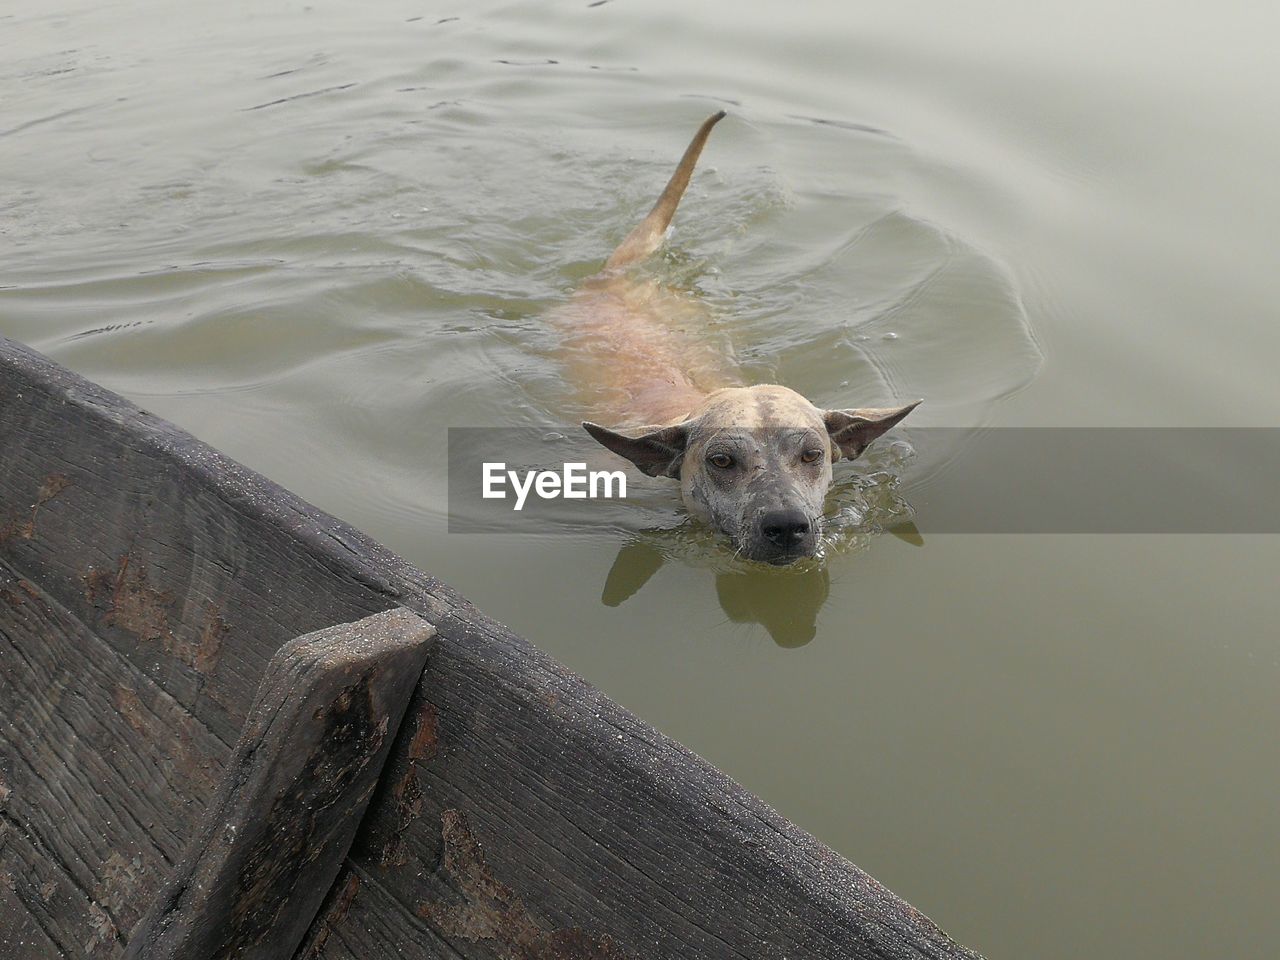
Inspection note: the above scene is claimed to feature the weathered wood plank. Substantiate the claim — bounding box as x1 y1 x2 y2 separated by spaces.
311 612 981 960
1 333 982 959
124 609 434 960
0 564 226 959
2 337 425 958
0 345 423 749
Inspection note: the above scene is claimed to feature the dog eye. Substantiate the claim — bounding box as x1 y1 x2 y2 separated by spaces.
800 448 824 464
707 453 734 469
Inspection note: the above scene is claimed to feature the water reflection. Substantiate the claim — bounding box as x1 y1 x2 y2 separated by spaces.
602 537 831 647
596 454 926 646
714 564 830 648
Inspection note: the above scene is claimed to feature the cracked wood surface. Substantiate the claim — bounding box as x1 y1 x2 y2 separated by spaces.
0 334 982 960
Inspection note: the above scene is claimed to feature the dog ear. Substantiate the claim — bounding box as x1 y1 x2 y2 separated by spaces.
582 421 689 478
823 400 921 461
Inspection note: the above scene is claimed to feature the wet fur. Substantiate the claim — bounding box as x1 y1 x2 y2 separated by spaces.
558 112 919 563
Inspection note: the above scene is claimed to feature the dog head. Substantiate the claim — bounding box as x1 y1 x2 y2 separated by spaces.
584 385 919 564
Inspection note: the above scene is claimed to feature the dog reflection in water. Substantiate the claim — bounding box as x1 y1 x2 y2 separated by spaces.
601 522 923 646
601 539 827 647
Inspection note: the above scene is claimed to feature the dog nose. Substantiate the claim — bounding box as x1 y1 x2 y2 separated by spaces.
760 510 810 547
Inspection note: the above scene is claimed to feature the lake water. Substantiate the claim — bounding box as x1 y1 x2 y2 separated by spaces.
4 2 1279 956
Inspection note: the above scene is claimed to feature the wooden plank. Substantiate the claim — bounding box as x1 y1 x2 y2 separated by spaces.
1 334 982 960
0 564 227 959
123 609 434 960
306 613 982 960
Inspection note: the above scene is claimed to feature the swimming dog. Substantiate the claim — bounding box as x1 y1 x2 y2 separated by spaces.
560 112 919 564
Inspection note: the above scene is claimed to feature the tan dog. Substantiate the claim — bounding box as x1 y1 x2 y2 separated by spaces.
558 112 919 564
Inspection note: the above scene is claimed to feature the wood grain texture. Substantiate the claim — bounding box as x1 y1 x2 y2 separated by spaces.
124 608 434 960
0 563 225 959
0 334 983 960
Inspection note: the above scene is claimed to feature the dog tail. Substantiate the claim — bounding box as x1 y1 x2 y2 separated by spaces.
604 111 726 271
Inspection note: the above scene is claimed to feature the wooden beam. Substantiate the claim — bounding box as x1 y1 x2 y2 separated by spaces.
123 609 434 960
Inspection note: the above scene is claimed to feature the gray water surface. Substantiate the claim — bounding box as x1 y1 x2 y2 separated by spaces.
4 2 1279 957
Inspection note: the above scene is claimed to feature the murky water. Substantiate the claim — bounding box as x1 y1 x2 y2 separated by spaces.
4 2 1279 956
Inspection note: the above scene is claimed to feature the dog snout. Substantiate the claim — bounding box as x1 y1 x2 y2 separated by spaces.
759 509 811 548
